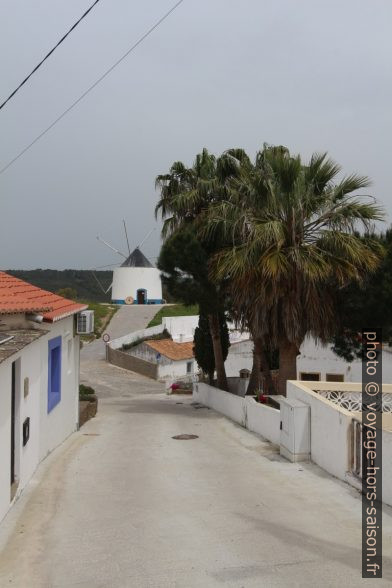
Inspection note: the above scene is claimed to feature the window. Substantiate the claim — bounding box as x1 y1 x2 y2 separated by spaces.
300 372 320 382
48 337 62 412
186 361 193 374
326 373 344 382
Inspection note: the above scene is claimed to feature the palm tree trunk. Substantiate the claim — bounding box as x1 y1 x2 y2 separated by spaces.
246 338 275 395
278 339 299 396
208 313 229 391
246 347 260 395
258 342 275 395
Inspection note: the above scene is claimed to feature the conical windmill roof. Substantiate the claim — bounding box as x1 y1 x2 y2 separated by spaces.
121 247 154 268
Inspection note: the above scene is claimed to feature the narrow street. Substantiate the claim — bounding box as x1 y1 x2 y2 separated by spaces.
0 307 391 587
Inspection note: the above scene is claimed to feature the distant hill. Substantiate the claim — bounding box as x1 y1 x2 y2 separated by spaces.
7 269 113 302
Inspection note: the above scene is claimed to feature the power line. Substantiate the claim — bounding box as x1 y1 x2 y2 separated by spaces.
0 0 185 177
0 0 102 112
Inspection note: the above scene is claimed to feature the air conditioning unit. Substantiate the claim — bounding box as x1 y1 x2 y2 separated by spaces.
76 310 94 334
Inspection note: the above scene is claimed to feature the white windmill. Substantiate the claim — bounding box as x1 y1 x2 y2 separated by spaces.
96 221 163 305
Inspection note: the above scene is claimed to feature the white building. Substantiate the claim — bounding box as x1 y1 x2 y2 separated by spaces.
113 315 253 382
111 248 163 305
297 337 392 383
0 272 87 524
152 316 392 384
129 339 196 380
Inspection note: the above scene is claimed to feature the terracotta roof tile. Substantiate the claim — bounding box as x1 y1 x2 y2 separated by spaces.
0 272 87 322
145 339 194 361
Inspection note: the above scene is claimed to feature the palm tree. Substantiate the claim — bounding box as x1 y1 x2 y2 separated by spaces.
204 145 385 395
155 148 251 391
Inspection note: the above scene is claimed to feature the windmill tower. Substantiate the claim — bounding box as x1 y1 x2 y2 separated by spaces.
97 223 163 305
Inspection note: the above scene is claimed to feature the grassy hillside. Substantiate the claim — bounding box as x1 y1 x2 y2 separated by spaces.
7 269 112 302
147 304 199 327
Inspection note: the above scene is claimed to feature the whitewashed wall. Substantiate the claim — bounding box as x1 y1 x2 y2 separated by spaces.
287 381 392 507
38 317 79 462
0 316 80 524
193 382 280 445
158 359 195 380
108 324 164 351
162 316 198 342
225 340 253 377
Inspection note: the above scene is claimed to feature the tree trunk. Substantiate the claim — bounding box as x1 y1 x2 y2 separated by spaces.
208 313 229 391
278 339 299 396
208 370 214 385
258 342 275 395
246 348 260 395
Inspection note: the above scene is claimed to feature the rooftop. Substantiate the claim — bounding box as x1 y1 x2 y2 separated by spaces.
145 339 194 361
0 272 87 322
0 329 48 364
121 247 154 268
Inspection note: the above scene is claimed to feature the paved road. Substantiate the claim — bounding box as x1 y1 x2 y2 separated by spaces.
1 307 392 587
81 304 165 361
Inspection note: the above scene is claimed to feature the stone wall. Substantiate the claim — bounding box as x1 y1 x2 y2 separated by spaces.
107 346 158 379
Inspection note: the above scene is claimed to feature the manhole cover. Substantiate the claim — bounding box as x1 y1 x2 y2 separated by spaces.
172 434 199 440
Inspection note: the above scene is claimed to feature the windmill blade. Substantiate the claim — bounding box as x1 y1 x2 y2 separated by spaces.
90 270 112 294
96 235 127 259
137 228 156 250
123 219 131 256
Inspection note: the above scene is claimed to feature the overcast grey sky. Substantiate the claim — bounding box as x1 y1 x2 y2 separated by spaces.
1 0 391 269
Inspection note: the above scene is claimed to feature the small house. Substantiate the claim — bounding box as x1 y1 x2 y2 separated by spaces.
0 272 88 523
128 338 195 380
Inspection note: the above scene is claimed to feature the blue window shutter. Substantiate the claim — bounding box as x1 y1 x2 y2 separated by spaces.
48 336 62 412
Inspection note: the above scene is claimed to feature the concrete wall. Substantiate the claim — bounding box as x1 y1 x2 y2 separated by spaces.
193 382 280 445
107 346 158 379
0 316 80 524
225 340 253 377
287 381 392 507
162 316 198 342
108 324 164 351
286 381 352 481
227 377 248 397
158 359 195 380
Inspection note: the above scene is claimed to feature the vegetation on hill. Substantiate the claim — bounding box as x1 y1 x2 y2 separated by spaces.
7 269 112 302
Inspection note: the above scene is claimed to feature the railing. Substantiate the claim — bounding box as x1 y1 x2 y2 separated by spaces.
316 389 392 413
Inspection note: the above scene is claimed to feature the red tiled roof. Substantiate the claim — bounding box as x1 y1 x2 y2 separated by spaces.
0 272 87 322
145 339 194 361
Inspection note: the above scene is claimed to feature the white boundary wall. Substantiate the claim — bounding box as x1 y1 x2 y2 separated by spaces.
287 381 392 507
193 382 280 445
108 324 164 351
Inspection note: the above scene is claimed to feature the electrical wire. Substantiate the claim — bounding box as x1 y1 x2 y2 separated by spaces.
0 0 185 176
0 0 102 112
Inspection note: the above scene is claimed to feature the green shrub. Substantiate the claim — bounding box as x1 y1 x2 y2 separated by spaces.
122 329 171 350
79 384 95 399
